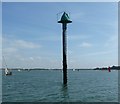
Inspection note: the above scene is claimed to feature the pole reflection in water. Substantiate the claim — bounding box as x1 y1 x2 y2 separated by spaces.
60 84 69 102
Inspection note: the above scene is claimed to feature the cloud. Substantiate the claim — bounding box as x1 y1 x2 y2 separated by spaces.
41 35 61 41
29 57 34 60
2 38 41 57
3 47 18 53
13 40 40 49
79 42 92 48
84 50 113 56
3 38 41 50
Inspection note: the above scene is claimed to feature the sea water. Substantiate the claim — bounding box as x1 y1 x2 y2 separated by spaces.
2 70 118 102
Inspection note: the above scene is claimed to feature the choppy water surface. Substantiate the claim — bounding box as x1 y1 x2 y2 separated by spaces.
2 70 118 102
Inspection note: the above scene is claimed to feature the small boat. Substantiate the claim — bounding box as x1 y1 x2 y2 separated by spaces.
5 68 12 75
18 69 21 72
73 69 75 71
3 56 12 75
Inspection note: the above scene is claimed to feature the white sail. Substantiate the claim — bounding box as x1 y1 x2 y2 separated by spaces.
3 56 12 75
5 68 12 75
73 69 75 71
5 68 8 73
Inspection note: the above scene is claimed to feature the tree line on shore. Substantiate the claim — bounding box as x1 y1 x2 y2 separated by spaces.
1 65 120 70
94 65 120 70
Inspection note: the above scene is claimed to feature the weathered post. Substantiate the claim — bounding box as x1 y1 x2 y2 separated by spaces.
58 12 72 84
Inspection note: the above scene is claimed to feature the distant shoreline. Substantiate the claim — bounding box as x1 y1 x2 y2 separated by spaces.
1 67 120 70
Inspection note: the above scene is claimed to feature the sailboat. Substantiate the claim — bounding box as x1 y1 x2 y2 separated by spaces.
3 56 12 75
18 69 21 72
5 68 12 75
73 69 75 71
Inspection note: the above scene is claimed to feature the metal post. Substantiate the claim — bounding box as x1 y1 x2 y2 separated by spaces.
62 23 67 84
58 12 72 85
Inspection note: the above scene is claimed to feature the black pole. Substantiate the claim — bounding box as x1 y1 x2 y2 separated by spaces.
62 23 67 85
58 12 72 85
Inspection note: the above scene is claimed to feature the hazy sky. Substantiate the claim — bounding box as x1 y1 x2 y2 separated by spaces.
2 2 118 69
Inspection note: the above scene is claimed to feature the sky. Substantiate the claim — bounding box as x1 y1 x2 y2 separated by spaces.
2 2 118 69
